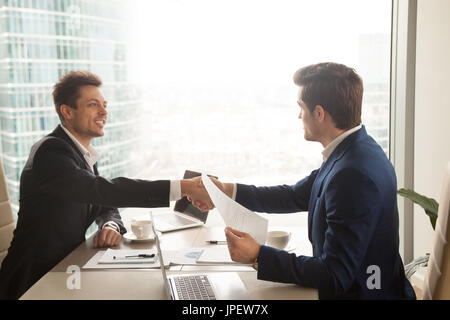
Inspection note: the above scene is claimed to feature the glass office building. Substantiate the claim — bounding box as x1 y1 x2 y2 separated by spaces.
0 0 143 222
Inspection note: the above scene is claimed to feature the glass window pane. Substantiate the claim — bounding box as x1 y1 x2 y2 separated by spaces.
129 0 393 184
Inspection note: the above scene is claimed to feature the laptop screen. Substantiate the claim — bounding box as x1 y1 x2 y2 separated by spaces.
173 170 218 223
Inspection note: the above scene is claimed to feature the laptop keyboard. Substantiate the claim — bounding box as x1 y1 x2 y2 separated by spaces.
173 275 216 300
158 215 195 226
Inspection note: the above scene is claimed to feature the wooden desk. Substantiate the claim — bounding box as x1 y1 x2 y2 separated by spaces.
21 207 318 300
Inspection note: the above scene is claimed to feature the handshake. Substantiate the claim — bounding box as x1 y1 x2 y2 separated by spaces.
180 176 233 212
180 175 262 265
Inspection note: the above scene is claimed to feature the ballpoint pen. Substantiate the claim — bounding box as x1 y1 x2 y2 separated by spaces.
206 240 227 244
113 254 155 259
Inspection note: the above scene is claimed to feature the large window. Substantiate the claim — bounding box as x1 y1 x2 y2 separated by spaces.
128 0 392 186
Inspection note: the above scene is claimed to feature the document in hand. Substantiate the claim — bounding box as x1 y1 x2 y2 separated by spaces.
201 173 268 244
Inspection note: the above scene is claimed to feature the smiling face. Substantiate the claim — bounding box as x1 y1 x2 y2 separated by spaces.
61 85 107 147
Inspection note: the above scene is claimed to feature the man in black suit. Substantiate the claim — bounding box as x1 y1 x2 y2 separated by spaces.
0 71 208 300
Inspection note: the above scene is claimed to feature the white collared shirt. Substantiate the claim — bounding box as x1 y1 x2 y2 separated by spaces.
321 124 362 162
61 125 99 173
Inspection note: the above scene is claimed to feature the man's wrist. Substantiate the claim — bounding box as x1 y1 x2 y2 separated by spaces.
102 221 120 232
251 245 261 270
252 256 258 271
223 183 234 198
180 179 194 197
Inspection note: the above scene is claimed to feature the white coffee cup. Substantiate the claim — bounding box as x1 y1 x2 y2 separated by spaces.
266 230 291 250
130 219 153 239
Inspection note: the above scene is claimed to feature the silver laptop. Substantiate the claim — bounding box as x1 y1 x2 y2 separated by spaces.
150 212 251 300
153 170 215 233
153 210 206 233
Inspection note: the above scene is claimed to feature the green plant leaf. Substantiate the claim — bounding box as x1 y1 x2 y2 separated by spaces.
397 188 439 230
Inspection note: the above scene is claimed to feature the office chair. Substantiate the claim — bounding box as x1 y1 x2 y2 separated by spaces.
0 157 15 265
422 161 450 299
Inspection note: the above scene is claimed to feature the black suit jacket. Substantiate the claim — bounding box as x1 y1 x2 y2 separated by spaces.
0 125 170 299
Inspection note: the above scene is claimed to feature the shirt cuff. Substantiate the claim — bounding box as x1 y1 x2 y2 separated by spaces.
102 221 120 232
170 180 182 201
232 183 237 200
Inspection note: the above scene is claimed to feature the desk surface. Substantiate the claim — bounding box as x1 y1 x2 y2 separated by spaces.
21 207 318 300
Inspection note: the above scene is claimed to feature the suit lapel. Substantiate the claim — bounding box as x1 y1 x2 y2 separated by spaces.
307 159 334 240
50 125 92 172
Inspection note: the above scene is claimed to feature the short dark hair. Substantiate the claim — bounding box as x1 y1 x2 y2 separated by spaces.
293 62 363 130
52 71 102 122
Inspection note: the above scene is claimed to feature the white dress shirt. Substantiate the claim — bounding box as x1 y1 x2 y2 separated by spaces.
61 125 182 231
61 125 99 173
231 124 363 200
321 124 362 162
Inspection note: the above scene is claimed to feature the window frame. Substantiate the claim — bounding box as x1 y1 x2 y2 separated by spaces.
389 0 417 264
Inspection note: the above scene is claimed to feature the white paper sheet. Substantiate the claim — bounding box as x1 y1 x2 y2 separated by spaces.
82 248 206 269
201 173 268 244
204 227 227 243
98 249 157 264
166 247 204 265
82 251 170 269
196 245 247 265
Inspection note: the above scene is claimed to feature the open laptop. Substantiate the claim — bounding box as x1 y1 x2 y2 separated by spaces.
153 170 217 233
150 212 251 300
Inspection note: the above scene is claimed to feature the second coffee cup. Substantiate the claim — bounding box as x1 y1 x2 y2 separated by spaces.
130 219 153 239
266 230 291 250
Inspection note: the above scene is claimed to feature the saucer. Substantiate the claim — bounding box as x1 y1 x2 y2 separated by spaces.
266 243 296 252
123 231 161 242
284 243 297 252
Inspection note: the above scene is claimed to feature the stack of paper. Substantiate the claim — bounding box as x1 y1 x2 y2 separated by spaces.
83 249 168 269
165 248 204 265
83 248 208 269
196 245 246 265
98 249 156 264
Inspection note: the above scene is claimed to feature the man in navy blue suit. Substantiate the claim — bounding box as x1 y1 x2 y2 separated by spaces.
195 62 415 300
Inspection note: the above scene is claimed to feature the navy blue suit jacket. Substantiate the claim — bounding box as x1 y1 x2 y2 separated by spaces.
236 126 415 299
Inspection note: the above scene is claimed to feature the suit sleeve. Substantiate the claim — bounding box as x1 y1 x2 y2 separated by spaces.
32 137 170 208
256 167 382 297
235 169 319 213
95 206 127 235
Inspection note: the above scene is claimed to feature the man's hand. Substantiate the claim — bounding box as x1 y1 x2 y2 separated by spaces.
181 176 234 211
181 176 214 211
93 226 122 248
209 177 234 198
225 227 261 264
